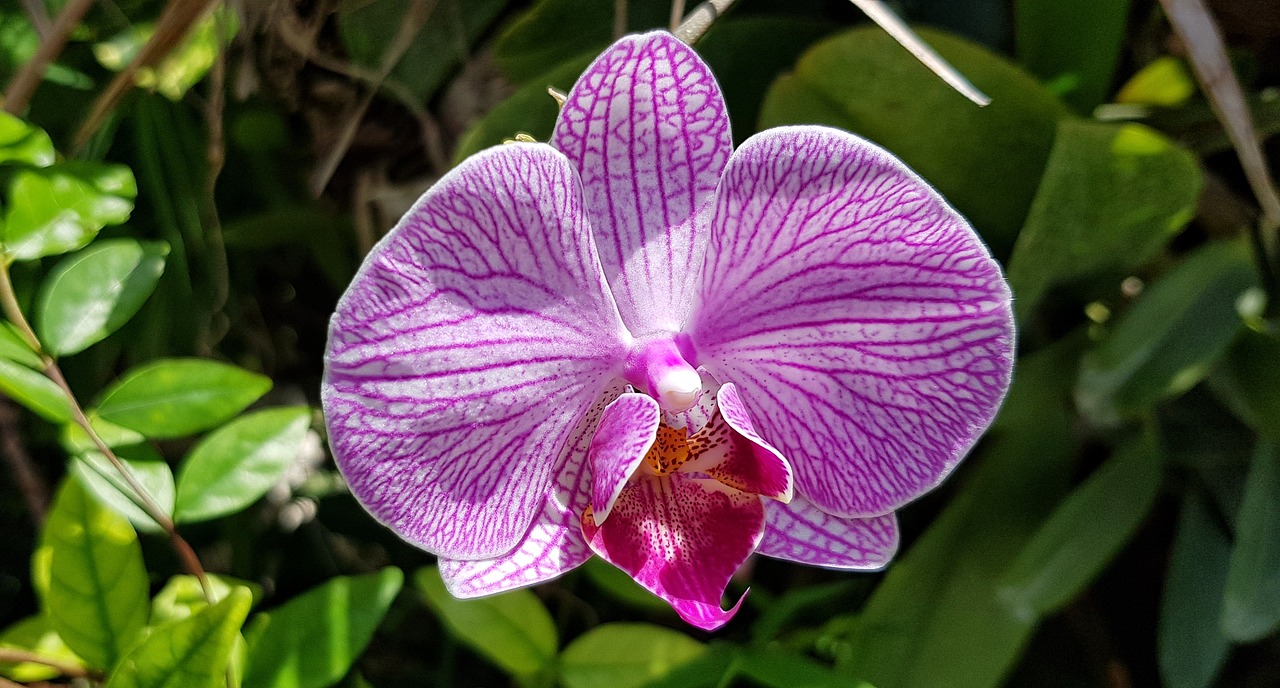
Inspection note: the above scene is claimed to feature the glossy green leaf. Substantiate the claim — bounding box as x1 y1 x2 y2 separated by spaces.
1007 119 1200 320
1076 241 1259 425
0 320 41 368
415 566 556 679
759 26 1070 258
0 112 55 167
1 163 137 261
174 406 311 523
1015 0 1131 110
997 430 1162 616
338 0 507 101
561 623 705 688
242 567 403 688
95 358 272 439
152 574 263 626
840 338 1080 688
41 476 150 670
107 588 252 688
93 6 239 101
71 443 175 533
453 54 594 163
59 412 147 452
1222 441 1280 642
1209 330 1280 439
493 0 668 84
0 356 72 422
36 239 169 356
0 615 84 682
1159 494 1232 688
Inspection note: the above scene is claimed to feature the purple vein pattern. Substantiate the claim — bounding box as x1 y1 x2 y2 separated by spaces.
323 144 628 559
589 393 661 521
553 32 731 336
689 126 1014 518
758 496 899 569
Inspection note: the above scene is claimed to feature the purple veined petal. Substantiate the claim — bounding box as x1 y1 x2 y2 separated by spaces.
757 495 899 570
589 393 660 521
323 143 629 559
688 126 1014 517
582 476 763 631
553 31 732 335
439 382 627 597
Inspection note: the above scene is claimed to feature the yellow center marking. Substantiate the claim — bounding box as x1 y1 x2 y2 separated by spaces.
644 425 692 475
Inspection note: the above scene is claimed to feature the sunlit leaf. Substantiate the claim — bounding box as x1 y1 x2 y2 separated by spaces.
0 356 72 422
41 476 150 670
1 163 136 261
1116 56 1197 107
0 615 84 682
95 358 272 439
59 412 147 453
151 574 262 627
1159 493 1232 688
36 239 168 356
1007 119 1200 320
93 7 239 101
1222 441 1280 642
174 406 311 523
0 320 41 368
416 566 557 680
70 443 174 533
759 26 1070 258
561 623 705 688
1077 241 1258 426
241 568 403 688
0 111 55 167
107 588 252 688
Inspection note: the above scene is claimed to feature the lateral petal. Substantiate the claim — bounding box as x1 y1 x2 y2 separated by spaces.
324 143 628 559
582 476 763 631
757 496 899 570
589 393 660 522
553 31 732 335
689 126 1014 517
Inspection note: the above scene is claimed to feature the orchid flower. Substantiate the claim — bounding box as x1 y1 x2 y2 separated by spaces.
322 31 1013 630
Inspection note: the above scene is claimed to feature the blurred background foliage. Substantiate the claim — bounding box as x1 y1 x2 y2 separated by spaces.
1 0 1279 687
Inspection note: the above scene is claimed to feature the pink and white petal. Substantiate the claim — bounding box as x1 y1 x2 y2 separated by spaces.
688 126 1014 518
438 383 626 597
552 31 732 334
757 496 898 570
589 393 660 521
704 382 793 502
323 143 629 560
582 476 763 631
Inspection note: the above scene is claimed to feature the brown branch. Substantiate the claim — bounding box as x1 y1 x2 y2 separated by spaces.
21 0 52 40
614 0 627 39
0 648 101 681
0 397 48 525
3 0 96 116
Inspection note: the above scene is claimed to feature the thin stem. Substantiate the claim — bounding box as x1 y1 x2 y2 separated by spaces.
614 0 627 39
21 0 52 40
0 648 102 681
0 261 213 601
674 0 738 44
2 0 95 115
669 0 686 33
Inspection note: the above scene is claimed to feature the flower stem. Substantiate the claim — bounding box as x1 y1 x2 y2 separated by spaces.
0 260 213 602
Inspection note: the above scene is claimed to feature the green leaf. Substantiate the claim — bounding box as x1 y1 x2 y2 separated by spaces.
734 647 872 688
759 26 1070 258
338 0 508 101
59 412 147 452
415 566 557 679
0 615 84 682
241 567 403 688
174 406 311 523
70 443 175 533
1007 119 1201 320
492 0 669 84
1209 330 1280 439
93 7 239 101
152 575 263 626
1222 441 1280 642
0 320 41 368
839 338 1080 688
0 112 55 167
41 476 150 670
997 430 1162 616
0 356 72 422
453 54 594 163
1159 494 1232 688
560 623 706 688
36 239 169 356
107 587 253 688
1014 0 1131 111
95 358 272 439
1076 241 1259 425
1116 56 1196 107
1 163 137 261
